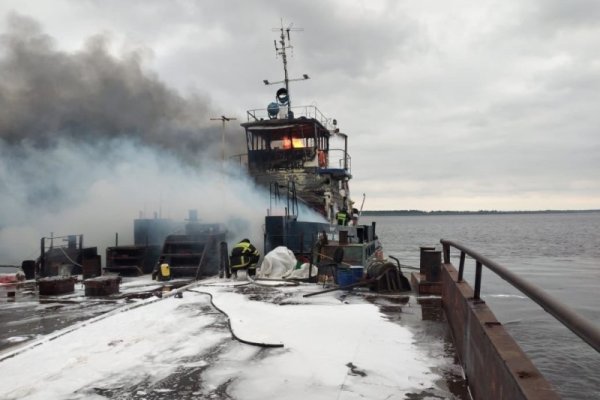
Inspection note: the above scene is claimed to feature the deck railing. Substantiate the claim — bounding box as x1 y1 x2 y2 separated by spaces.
246 105 332 128
326 149 351 173
440 239 600 353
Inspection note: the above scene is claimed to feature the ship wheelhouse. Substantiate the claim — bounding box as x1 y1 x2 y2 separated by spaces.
241 105 351 175
241 105 352 220
242 114 329 172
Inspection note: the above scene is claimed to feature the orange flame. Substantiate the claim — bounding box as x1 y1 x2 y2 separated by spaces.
283 138 304 149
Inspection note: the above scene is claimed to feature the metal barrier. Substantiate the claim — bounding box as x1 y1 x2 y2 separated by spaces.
441 239 600 353
326 149 351 174
246 105 331 127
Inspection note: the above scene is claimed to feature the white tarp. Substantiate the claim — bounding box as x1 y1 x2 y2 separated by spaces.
257 246 296 278
256 246 317 279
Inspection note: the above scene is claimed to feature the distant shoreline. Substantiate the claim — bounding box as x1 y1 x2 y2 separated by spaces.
361 209 600 216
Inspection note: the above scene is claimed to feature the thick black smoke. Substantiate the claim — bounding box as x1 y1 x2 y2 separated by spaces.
0 14 262 264
0 13 233 161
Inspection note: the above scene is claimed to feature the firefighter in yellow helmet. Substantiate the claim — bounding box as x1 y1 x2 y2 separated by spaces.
229 239 260 278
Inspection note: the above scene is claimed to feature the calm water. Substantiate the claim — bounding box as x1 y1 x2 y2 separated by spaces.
362 213 600 400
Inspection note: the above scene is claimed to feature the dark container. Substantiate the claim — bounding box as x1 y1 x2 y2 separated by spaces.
21 260 36 280
38 277 75 295
419 246 436 274
423 250 442 282
84 276 121 296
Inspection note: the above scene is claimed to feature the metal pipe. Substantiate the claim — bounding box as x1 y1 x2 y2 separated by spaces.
343 134 348 171
40 237 45 277
308 234 314 281
441 239 600 353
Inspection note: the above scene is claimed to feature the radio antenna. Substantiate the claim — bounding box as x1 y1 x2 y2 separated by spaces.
263 19 310 118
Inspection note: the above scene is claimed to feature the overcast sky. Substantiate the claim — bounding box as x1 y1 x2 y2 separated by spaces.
1 0 599 212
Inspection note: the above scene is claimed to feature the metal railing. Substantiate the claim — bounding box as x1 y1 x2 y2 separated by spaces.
324 149 351 174
246 105 331 128
441 239 600 353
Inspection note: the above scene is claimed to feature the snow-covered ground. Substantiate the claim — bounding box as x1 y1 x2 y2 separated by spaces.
0 279 463 399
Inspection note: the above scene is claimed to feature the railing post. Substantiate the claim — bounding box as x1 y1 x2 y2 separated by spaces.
442 242 450 264
458 251 466 282
474 260 482 300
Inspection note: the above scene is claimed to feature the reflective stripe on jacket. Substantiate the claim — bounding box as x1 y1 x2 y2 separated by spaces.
230 242 260 269
336 211 348 225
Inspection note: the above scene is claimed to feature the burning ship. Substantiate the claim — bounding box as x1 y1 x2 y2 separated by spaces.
3 22 598 400
240 27 352 223
236 24 386 275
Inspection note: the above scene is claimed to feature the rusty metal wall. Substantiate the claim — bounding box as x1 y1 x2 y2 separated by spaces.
441 263 560 400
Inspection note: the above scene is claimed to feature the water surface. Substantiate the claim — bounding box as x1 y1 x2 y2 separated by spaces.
362 212 600 399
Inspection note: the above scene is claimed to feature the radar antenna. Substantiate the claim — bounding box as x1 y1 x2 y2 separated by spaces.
263 20 310 118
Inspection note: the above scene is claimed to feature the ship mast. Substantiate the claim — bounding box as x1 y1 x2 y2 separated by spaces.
277 22 294 109
263 20 310 118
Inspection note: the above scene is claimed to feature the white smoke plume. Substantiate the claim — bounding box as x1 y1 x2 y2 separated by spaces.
0 14 268 264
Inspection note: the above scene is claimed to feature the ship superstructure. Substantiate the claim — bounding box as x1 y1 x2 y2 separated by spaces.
240 23 353 222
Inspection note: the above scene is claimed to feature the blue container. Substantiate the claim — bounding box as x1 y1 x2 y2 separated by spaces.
351 266 364 281
336 268 357 287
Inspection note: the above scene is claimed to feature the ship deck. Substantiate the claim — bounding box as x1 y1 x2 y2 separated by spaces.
0 276 469 400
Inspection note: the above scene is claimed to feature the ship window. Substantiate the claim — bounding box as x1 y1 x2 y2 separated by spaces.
258 136 267 150
317 136 328 151
272 137 312 149
247 132 268 151
291 138 304 148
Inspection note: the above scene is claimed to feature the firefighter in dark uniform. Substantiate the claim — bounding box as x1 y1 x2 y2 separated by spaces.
229 239 260 278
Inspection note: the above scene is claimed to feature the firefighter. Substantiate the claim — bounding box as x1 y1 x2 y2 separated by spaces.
152 257 164 280
229 239 260 278
157 262 171 281
336 208 349 226
152 257 171 281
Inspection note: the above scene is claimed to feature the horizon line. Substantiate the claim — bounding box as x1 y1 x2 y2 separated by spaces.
361 209 600 214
